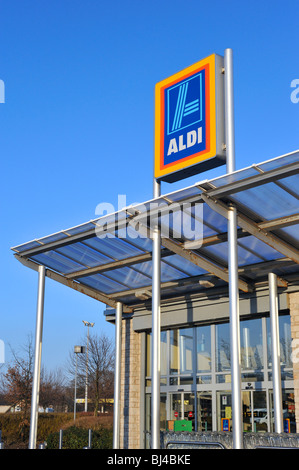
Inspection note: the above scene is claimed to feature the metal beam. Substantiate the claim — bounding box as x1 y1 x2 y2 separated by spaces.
185 214 299 251
203 159 299 199
108 274 219 299
161 237 251 292
15 255 133 313
237 212 299 264
135 214 251 292
184 228 247 250
201 194 299 264
66 249 172 280
258 213 299 230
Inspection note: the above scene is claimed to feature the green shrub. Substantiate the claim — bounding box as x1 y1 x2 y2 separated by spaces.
46 426 113 449
36 413 73 442
0 413 73 445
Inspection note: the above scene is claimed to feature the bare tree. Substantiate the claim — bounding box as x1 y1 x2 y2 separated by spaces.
39 368 69 412
1 335 70 415
88 333 114 415
67 332 115 415
1 335 34 417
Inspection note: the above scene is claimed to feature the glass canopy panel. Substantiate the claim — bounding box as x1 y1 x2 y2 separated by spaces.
56 242 113 267
199 241 265 266
129 259 189 282
257 152 299 172
115 226 152 252
31 251 85 274
160 260 189 281
164 186 201 203
237 235 283 261
279 225 299 246
63 222 96 236
165 254 207 276
202 204 228 236
12 240 41 253
160 204 206 242
160 209 185 240
82 235 144 260
77 273 128 294
230 183 299 220
278 174 299 198
209 167 260 187
130 260 152 277
36 232 68 245
102 266 151 288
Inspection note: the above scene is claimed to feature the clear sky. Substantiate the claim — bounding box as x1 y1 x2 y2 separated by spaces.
0 0 298 372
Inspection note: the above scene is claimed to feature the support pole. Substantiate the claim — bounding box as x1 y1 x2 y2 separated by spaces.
151 179 161 449
113 302 122 449
85 328 89 412
228 204 243 447
74 353 78 421
269 272 283 433
225 48 243 449
28 265 45 449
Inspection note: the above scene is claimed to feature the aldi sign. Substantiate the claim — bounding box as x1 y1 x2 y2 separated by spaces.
155 54 225 182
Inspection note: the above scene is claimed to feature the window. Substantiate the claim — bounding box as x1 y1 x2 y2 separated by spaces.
216 323 230 372
267 315 293 380
240 318 263 370
196 325 211 372
170 328 194 375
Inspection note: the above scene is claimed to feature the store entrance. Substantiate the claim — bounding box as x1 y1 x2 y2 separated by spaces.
169 392 195 429
169 391 212 432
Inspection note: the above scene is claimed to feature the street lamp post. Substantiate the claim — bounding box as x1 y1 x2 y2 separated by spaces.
74 345 85 421
82 321 95 412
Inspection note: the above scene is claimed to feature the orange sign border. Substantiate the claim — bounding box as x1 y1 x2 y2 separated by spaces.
154 54 218 181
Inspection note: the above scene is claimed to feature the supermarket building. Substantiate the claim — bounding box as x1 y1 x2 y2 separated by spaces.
12 150 299 448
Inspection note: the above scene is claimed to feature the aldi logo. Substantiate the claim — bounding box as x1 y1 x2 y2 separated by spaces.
167 73 203 135
165 70 205 162
155 54 225 182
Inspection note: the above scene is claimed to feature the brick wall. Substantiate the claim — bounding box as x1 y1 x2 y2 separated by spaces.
119 318 141 449
289 291 299 432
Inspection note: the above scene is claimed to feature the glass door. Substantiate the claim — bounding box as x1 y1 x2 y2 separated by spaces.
242 390 267 432
197 392 212 431
169 392 195 430
253 391 267 432
169 393 183 420
242 391 252 432
183 392 195 430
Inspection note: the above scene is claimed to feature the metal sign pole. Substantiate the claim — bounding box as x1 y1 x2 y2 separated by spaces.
269 272 283 433
113 302 123 449
224 48 243 449
151 178 161 449
28 264 45 449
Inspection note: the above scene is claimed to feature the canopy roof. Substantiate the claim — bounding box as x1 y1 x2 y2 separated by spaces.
12 150 299 313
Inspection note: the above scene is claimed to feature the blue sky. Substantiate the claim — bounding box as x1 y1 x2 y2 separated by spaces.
0 0 298 372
